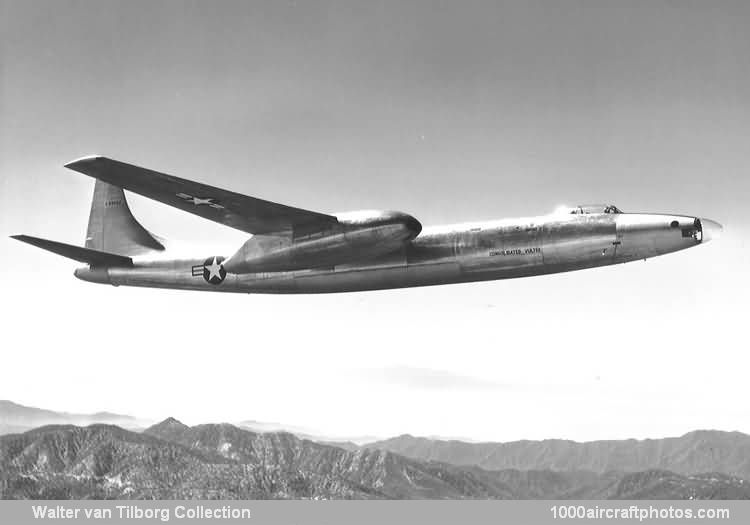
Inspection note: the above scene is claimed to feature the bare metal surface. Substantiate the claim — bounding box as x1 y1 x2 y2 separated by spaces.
12 159 720 294
94 207 718 294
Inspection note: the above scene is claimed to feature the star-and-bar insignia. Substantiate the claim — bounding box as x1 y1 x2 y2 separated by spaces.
176 192 225 209
193 256 227 285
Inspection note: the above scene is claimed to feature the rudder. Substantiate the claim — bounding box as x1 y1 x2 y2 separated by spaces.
86 180 164 256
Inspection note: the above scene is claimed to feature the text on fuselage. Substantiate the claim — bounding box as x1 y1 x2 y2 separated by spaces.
489 247 542 256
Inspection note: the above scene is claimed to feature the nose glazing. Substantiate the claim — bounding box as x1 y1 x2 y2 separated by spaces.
699 218 723 243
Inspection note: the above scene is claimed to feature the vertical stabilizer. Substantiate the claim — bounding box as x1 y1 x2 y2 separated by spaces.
86 180 164 256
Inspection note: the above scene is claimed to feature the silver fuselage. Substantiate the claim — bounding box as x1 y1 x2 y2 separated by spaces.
75 211 718 294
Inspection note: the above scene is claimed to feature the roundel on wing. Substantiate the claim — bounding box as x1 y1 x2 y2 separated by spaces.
203 256 227 285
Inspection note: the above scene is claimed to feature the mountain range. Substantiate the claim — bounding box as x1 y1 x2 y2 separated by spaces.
364 431 750 480
2 401 750 499
0 401 366 447
0 400 144 435
1 420 748 499
237 420 367 451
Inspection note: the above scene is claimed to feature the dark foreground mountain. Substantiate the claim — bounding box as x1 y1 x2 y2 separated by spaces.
365 430 750 480
1 422 748 499
0 400 142 435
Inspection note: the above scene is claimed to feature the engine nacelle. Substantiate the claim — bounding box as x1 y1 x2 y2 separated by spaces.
222 210 421 273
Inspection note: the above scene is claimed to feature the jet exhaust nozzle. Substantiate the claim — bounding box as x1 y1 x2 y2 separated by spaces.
74 266 112 284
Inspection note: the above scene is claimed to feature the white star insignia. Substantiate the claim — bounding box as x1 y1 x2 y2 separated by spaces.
205 257 224 281
190 196 214 206
176 193 225 209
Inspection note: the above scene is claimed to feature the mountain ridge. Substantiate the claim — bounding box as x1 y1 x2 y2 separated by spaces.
4 400 750 498
363 430 750 479
0 400 143 435
2 420 748 500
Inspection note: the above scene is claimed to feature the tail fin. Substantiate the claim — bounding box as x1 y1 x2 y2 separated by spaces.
86 180 164 255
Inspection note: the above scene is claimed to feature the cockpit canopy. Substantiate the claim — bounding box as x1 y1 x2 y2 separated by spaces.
557 204 623 215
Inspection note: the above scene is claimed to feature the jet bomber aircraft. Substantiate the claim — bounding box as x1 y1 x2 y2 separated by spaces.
12 156 722 294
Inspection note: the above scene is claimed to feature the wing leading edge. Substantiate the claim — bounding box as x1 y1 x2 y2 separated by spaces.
64 156 339 236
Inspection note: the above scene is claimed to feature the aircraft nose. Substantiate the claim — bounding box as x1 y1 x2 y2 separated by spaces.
700 218 723 243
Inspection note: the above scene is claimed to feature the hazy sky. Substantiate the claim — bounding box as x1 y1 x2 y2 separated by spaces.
1 1 749 442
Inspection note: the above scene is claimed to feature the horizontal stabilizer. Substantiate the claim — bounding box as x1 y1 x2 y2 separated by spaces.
11 235 133 267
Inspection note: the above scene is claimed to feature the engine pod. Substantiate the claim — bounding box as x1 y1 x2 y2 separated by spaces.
223 210 422 273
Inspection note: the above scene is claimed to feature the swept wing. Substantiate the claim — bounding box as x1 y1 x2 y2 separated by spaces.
65 156 339 236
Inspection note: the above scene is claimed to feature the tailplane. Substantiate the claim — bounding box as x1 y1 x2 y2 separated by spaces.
85 179 164 255
11 178 164 267
11 235 133 267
